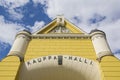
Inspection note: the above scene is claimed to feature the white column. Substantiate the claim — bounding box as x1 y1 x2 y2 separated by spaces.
8 30 31 61
90 29 112 60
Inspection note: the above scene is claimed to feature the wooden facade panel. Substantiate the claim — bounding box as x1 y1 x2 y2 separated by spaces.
100 62 120 67
104 72 120 76
101 56 120 62
105 77 120 80
100 56 120 80
0 77 15 80
102 67 120 71
25 39 96 61
0 71 17 76
0 56 20 80
0 66 19 70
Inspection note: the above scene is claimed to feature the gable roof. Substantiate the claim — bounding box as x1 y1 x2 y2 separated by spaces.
33 16 87 34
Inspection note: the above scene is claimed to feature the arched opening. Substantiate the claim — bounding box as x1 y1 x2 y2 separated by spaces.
18 55 101 80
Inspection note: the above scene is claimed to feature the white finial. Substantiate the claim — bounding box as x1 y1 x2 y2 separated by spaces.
57 15 65 26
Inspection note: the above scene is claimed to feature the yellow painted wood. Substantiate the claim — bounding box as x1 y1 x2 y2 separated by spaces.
65 20 83 33
102 67 120 71
100 56 120 80
39 21 57 34
25 38 96 61
0 77 15 80
104 72 120 76
105 77 120 80
0 56 20 80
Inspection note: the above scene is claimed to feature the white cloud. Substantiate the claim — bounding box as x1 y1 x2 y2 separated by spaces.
33 0 47 5
0 0 29 20
0 16 25 44
7 9 24 20
46 0 120 22
0 0 29 8
114 53 120 59
0 15 45 45
98 19 120 52
31 21 45 33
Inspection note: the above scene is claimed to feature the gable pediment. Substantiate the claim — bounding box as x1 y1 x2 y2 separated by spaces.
33 16 87 34
49 26 71 33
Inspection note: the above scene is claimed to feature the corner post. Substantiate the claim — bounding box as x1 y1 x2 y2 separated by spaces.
7 30 31 61
90 29 112 61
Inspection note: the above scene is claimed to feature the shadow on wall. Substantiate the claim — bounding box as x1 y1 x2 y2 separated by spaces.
16 55 101 80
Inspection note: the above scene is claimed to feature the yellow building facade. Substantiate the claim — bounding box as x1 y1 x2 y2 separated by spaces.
0 16 120 80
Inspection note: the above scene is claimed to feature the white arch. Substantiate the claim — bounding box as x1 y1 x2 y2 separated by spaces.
18 55 101 80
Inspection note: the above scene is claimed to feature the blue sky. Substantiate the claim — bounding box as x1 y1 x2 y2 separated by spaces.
0 0 120 60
